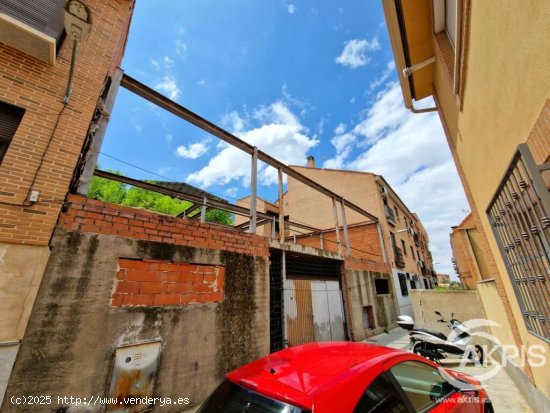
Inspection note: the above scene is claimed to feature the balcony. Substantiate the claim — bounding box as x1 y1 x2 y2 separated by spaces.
385 205 396 226
394 246 405 268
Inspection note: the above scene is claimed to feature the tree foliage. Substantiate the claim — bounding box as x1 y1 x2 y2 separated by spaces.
88 173 233 225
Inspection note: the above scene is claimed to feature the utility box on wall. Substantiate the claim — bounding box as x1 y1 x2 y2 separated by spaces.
107 341 162 413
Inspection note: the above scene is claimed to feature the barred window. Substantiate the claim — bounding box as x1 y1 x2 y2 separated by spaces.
487 144 550 342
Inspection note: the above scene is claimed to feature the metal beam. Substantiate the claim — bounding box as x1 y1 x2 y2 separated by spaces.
278 168 285 243
340 198 351 256
93 169 273 221
249 147 258 233
120 74 378 223
332 197 342 256
76 68 124 194
236 218 270 230
177 203 200 218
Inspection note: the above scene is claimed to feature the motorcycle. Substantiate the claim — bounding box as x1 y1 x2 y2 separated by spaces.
396 311 484 365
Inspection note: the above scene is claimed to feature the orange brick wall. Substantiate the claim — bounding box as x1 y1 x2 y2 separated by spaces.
0 0 134 246
59 194 270 256
294 224 390 273
112 258 225 307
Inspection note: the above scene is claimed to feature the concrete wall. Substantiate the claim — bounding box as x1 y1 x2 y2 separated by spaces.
0 243 49 404
2 229 269 412
409 289 485 333
344 268 396 341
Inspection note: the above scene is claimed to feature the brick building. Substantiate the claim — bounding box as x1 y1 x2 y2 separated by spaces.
283 158 437 317
0 0 134 404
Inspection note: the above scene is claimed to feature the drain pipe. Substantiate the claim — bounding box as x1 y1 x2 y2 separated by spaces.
402 56 438 113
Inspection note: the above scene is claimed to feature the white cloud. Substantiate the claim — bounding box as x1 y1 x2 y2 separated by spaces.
335 38 381 69
350 97 356 103
222 111 246 134
187 102 319 188
310 7 319 15
151 56 174 70
224 187 239 199
352 82 410 144
322 132 356 169
334 122 347 135
197 79 206 86
367 60 396 94
324 81 469 276
287 4 296 14
175 39 187 57
154 75 181 100
176 141 209 159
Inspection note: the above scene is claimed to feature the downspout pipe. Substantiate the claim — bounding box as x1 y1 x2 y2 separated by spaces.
402 56 438 113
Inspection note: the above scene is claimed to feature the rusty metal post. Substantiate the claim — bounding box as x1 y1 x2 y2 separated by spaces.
200 196 207 223
249 147 258 233
278 168 285 243
332 197 342 256
340 198 351 256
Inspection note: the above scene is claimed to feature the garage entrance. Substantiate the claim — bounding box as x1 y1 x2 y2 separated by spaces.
269 249 346 350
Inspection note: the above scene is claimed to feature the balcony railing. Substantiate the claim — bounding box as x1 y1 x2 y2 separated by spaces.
385 205 396 226
487 143 550 342
394 246 405 268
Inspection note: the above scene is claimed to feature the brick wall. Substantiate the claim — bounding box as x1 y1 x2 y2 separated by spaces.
294 223 390 273
112 258 225 307
60 194 270 256
0 0 134 245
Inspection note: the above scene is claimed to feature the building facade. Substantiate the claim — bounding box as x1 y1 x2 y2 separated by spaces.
284 159 437 317
382 0 550 405
0 0 134 404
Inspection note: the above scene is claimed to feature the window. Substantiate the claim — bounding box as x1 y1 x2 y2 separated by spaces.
375 279 389 295
401 240 407 256
445 0 457 48
353 373 408 413
487 144 550 341
410 278 417 290
391 361 454 411
410 246 414 258
0 101 25 164
398 273 408 297
394 206 399 221
198 380 308 413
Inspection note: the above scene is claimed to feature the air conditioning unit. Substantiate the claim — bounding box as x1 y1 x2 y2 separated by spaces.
416 260 424 268
380 186 388 197
407 227 414 236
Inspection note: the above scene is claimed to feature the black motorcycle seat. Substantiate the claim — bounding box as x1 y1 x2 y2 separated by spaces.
412 328 447 341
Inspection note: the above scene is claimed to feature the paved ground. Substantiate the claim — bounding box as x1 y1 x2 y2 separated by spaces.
366 328 536 412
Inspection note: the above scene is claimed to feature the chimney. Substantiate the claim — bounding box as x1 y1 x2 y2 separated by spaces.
307 155 315 168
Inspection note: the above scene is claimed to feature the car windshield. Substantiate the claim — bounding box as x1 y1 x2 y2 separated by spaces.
197 380 309 413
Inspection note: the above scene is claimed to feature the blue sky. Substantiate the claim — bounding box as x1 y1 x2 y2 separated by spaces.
99 0 469 277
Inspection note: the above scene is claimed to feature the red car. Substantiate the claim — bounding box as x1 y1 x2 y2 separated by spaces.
198 342 492 413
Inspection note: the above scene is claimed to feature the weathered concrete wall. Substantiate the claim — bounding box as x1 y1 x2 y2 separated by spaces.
344 268 397 341
2 229 269 412
0 243 49 341
409 289 485 333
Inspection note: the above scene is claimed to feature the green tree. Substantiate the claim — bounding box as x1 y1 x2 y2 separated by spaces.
87 173 126 204
87 173 233 225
